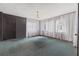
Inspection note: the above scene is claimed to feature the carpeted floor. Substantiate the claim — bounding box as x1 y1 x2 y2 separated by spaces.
0 36 77 56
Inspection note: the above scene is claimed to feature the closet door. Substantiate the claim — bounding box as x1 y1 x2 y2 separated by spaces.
16 17 26 39
3 13 16 40
0 12 2 40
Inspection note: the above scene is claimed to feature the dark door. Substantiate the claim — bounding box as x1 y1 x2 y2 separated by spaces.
3 13 16 40
16 17 26 39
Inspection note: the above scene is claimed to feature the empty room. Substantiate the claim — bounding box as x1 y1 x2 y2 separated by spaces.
0 3 78 56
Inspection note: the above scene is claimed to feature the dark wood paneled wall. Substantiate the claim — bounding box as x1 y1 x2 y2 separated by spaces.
0 12 26 40
0 12 2 40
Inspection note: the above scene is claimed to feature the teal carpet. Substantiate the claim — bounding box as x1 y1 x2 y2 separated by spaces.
0 36 77 56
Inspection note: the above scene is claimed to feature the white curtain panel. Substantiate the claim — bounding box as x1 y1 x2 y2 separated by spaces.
40 21 45 35
63 12 75 41
26 18 39 37
40 12 76 42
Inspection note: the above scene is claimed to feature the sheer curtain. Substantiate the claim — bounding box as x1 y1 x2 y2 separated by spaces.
40 12 76 42
63 12 75 41
40 21 45 35
26 12 76 44
55 12 75 41
26 18 39 37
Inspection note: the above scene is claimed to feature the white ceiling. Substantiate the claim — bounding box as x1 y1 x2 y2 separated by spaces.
0 3 77 20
